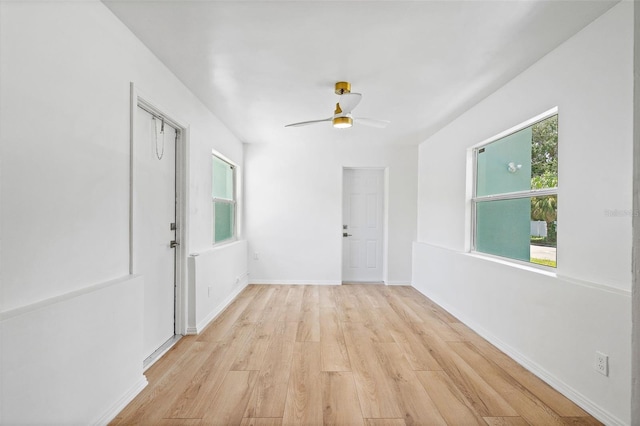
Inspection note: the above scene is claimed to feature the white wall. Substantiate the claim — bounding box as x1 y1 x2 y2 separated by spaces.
245 140 417 285
0 1 245 423
189 240 249 333
414 3 633 425
631 1 640 423
0 276 145 425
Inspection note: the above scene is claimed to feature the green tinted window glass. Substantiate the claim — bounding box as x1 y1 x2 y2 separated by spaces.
476 198 531 262
475 195 558 267
212 155 236 243
214 202 234 243
474 114 558 268
477 127 532 197
212 155 234 200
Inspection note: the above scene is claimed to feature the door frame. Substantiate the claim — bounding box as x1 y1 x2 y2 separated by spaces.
129 83 190 338
340 166 389 284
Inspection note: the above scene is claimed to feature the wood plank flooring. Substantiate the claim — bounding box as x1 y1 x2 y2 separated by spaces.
111 285 601 425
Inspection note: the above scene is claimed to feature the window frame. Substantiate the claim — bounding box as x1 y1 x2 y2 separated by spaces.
470 108 558 269
212 152 237 245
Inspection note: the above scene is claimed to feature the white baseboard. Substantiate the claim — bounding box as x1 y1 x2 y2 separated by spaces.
93 376 148 426
412 287 627 426
194 281 249 333
385 280 411 286
249 279 341 285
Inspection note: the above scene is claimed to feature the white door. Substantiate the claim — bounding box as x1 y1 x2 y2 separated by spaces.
134 106 177 360
342 168 384 282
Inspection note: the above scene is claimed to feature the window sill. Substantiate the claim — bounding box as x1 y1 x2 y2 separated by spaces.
189 239 243 257
212 237 239 249
465 251 557 278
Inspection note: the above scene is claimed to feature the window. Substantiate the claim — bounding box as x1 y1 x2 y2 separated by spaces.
472 112 558 268
212 154 236 244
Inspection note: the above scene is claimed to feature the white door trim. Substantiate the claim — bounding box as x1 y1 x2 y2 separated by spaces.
341 167 389 284
129 83 190 337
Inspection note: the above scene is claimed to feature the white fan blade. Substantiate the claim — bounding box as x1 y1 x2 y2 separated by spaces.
285 118 332 127
338 93 362 114
354 117 390 128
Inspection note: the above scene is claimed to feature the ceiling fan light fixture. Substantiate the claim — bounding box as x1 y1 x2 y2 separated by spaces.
333 116 353 129
285 82 389 129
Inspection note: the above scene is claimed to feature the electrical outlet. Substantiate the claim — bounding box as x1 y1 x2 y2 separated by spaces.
595 351 608 376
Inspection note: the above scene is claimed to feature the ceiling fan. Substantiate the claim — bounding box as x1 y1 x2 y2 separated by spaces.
285 82 390 129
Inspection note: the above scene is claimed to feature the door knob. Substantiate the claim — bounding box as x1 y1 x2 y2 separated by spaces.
342 233 352 237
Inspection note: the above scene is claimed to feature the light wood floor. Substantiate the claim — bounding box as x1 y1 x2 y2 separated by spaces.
112 285 601 425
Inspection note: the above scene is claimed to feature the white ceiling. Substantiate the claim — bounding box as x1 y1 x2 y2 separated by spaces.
103 0 618 146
